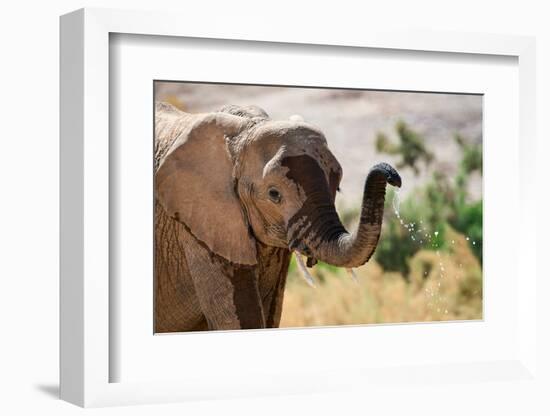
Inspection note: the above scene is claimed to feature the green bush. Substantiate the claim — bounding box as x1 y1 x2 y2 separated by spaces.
374 123 483 274
449 199 482 262
449 134 483 262
376 187 447 275
375 210 417 276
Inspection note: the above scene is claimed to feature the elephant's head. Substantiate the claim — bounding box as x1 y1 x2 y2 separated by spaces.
156 103 401 268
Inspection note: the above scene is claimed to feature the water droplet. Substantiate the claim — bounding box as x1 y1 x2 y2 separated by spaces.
434 231 439 237
466 237 470 241
472 241 476 245
451 240 455 244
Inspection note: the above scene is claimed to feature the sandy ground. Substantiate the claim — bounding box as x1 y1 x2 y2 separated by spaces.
155 82 482 207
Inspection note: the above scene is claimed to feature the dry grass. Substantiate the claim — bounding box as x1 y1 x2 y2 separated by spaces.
280 228 482 327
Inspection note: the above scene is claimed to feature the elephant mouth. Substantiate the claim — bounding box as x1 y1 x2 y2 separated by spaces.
287 239 318 286
288 240 317 266
306 257 318 267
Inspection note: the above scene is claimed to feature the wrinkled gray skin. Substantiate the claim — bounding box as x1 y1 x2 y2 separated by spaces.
155 102 401 332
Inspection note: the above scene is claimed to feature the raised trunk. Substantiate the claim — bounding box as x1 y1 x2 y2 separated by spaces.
290 163 401 268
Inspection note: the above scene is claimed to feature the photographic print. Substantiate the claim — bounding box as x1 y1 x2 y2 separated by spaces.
154 82 482 333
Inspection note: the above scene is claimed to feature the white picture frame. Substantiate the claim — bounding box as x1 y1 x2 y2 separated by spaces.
60 7 538 408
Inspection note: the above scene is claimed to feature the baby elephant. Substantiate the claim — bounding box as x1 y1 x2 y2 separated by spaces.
154 102 401 332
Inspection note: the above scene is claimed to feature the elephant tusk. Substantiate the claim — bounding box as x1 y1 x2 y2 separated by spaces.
346 268 359 284
295 253 316 288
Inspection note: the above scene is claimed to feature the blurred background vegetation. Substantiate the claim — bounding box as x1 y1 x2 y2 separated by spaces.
155 83 483 327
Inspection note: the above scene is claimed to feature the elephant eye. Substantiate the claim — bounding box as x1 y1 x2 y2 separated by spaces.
268 187 282 203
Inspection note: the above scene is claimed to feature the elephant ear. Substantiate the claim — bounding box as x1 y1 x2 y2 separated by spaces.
156 113 257 265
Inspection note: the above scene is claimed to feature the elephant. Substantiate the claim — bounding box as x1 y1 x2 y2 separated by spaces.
154 101 401 332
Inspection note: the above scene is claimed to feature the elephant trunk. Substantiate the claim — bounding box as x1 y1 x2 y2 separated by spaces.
288 163 401 268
